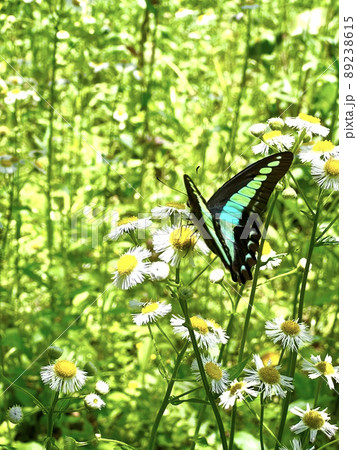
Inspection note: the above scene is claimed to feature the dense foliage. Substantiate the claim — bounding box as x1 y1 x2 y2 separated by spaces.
0 0 338 449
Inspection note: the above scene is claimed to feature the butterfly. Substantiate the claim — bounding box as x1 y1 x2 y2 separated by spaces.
184 152 293 284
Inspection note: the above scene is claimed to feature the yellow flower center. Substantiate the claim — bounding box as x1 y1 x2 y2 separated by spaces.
315 361 335 375
165 202 186 210
261 352 279 366
312 140 335 153
324 159 339 177
303 410 325 429
230 381 245 395
117 254 138 275
262 241 272 256
204 362 223 380
280 320 300 336
263 130 282 141
11 88 21 95
54 360 77 378
1 159 13 167
258 366 280 384
208 319 220 329
298 113 321 124
35 161 43 169
190 316 209 335
169 227 196 251
118 216 138 226
142 302 159 314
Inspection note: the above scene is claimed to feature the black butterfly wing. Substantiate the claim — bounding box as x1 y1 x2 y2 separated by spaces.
206 152 293 283
184 174 234 276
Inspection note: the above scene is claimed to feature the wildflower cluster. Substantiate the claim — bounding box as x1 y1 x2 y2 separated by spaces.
250 113 339 192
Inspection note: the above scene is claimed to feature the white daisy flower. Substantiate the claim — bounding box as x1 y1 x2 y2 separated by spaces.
112 246 151 290
260 241 285 270
244 354 294 399
106 216 152 240
56 30 70 40
82 15 96 24
41 360 87 394
219 379 259 409
153 225 209 267
290 403 338 442
250 123 267 137
133 69 143 80
170 314 220 349
301 354 339 390
4 88 29 104
279 438 314 450
206 318 229 344
113 105 128 122
285 113 329 137
175 8 195 18
84 393 106 410
148 261 170 281
298 140 339 163
311 156 339 191
209 268 224 283
7 405 23 424
191 356 229 394
265 317 312 351
132 301 172 326
252 130 294 155
95 380 110 395
151 202 190 219
196 11 216 25
89 62 109 73
0 155 19 174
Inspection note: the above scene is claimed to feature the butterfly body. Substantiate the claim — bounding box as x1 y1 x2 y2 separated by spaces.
184 152 293 283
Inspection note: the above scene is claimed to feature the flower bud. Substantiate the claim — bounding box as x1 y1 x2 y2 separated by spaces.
7 405 23 424
282 187 297 199
178 286 193 301
83 361 97 376
209 268 224 283
249 123 266 137
267 117 284 130
47 346 64 360
298 258 312 272
302 132 312 143
63 436 78 449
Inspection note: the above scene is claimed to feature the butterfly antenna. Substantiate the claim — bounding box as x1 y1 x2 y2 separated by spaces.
196 166 200 174
156 177 187 196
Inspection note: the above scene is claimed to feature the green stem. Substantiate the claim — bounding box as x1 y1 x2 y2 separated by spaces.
289 172 314 215
275 190 322 448
180 297 228 450
147 342 189 450
315 214 338 243
278 347 286 366
244 399 282 446
257 268 298 286
317 439 339 449
313 378 323 408
188 256 218 286
155 321 178 355
229 193 279 449
46 390 60 449
0 372 47 413
238 191 278 363
229 403 237 450
259 396 265 450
